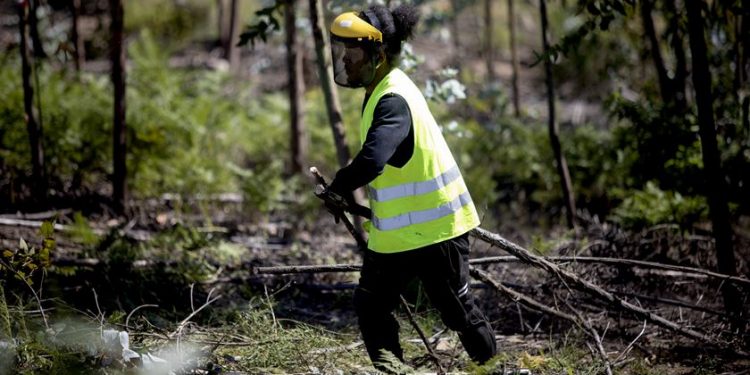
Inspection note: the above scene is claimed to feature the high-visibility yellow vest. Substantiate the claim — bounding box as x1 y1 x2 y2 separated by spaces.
361 68 480 253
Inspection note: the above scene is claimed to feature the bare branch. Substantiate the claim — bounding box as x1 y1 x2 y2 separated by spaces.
170 287 221 339
563 298 613 375
470 227 747 356
614 321 647 366
252 254 750 288
125 304 159 330
400 296 444 374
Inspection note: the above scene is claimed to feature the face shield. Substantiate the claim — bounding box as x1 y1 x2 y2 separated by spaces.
331 37 380 88
329 12 384 88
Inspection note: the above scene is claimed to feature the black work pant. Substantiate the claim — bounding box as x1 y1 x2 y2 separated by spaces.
353 233 497 368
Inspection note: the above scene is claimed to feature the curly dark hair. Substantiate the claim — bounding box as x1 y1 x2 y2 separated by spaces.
359 4 421 65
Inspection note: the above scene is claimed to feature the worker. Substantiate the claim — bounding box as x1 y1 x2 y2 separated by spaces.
324 4 497 370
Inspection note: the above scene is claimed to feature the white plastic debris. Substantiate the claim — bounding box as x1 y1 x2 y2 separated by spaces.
141 352 168 368
102 329 141 363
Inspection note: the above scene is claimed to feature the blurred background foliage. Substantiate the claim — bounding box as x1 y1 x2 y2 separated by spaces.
1 0 748 233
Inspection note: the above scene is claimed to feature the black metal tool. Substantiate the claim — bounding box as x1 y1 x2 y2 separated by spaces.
310 167 368 250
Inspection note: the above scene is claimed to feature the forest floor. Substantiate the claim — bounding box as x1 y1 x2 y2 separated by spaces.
2 199 749 374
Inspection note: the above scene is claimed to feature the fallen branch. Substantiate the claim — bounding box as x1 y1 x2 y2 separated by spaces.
471 267 612 374
470 267 577 323
254 264 362 274
0 217 151 241
252 255 750 287
169 287 221 339
563 298 613 375
400 296 444 374
469 227 747 356
613 320 647 367
470 255 750 287
0 209 72 220
610 291 724 317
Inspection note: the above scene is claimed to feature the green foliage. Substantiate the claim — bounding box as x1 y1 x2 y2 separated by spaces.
124 0 212 46
610 181 708 229
539 0 635 67
0 223 54 286
0 285 11 340
437 114 619 220
68 212 99 246
127 30 258 197
215 298 365 373
238 3 284 48
0 56 113 199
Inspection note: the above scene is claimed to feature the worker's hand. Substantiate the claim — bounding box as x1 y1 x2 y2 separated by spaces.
325 200 343 224
318 187 346 224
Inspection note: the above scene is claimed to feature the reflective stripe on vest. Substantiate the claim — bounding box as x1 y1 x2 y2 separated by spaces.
372 191 473 231
368 165 462 202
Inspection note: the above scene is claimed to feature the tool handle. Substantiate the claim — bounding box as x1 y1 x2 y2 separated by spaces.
310 167 367 250
309 167 372 219
310 167 329 189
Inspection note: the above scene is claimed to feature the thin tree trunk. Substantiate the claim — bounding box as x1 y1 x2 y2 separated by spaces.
70 0 84 72
685 0 743 326
732 9 743 96
217 0 227 46
665 0 687 111
286 0 306 174
450 0 461 66
29 0 46 58
308 0 350 168
484 0 495 82
225 0 240 71
19 0 45 201
742 0 749 88
539 0 576 229
110 0 127 214
508 0 520 117
743 1 749 138
641 0 673 106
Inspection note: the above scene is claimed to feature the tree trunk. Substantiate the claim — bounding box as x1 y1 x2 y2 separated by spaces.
665 0 687 111
29 0 46 58
110 0 127 214
484 0 495 82
225 0 240 71
308 0 350 168
641 0 673 106
450 0 461 67
742 0 749 89
685 0 743 325
70 0 84 72
217 0 227 46
18 0 45 201
743 1 749 137
508 0 520 117
539 0 576 229
286 0 306 174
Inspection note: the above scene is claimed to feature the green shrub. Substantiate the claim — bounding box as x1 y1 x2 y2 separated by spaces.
610 181 708 229
125 0 212 46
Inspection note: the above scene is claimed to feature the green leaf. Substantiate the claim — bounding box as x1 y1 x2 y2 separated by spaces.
39 243 51 267
40 221 54 237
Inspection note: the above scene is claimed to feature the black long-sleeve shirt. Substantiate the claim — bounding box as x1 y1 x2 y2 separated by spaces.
329 93 414 196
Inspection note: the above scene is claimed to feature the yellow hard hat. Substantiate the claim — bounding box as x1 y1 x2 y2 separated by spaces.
330 12 383 42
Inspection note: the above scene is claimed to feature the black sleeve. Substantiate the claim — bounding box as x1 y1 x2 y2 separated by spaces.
329 93 412 196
